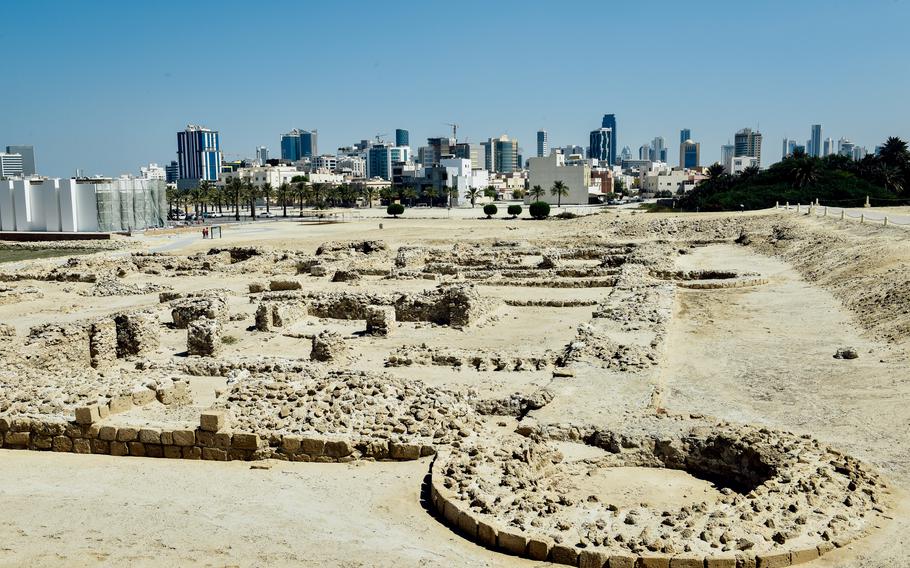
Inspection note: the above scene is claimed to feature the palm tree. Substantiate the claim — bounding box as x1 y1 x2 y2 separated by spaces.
878 136 909 168
364 185 376 208
261 182 274 214
293 177 308 216
464 187 481 208
423 186 439 207
276 182 291 217
529 185 545 201
787 159 820 189
878 163 904 194
403 187 418 207
226 177 243 220
511 188 526 200
739 165 760 179
705 163 726 181
550 180 569 208
165 187 179 218
244 179 258 219
447 187 459 207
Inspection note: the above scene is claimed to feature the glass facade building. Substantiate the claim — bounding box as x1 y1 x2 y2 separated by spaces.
395 129 409 147
280 129 318 161
588 128 612 162
601 114 617 164
177 125 221 182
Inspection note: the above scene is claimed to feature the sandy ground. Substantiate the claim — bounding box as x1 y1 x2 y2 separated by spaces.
2 210 910 566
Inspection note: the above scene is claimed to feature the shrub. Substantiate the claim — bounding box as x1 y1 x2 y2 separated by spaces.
507 204 522 218
387 203 405 218
529 201 550 220
555 211 577 219
221 335 238 345
483 204 498 218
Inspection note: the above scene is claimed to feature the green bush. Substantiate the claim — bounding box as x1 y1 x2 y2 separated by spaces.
529 201 550 220
507 204 522 218
483 204 498 218
387 203 405 217
555 211 577 219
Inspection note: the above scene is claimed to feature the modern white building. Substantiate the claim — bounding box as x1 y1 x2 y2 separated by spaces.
217 165 302 189
526 152 590 206
641 168 705 194
139 163 166 180
0 177 166 232
439 158 490 206
0 153 24 178
730 156 759 174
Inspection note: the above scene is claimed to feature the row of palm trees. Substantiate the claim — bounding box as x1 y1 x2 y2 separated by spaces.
166 176 383 220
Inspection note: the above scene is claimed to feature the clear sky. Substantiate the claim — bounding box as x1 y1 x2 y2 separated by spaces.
2 0 909 177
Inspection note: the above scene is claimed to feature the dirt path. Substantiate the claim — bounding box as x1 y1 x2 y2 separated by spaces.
0 451 534 568
662 243 910 567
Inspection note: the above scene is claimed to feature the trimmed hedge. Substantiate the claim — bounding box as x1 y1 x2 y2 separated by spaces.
483 204 498 218
529 201 550 220
387 203 405 217
507 204 522 218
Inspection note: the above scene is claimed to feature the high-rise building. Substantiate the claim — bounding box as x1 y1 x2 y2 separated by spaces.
366 144 410 180
679 140 700 169
425 137 454 166
139 163 166 180
650 137 666 163
165 161 179 183
721 144 735 173
280 129 317 161
601 114 617 164
781 138 798 159
537 130 549 158
5 145 36 175
838 138 855 159
482 135 519 173
620 146 633 161
177 125 221 184
588 128 612 163
680 129 691 145
0 153 24 177
454 143 482 169
395 129 409 147
734 128 762 166
256 146 269 166
822 138 835 156
809 124 822 158
639 144 651 161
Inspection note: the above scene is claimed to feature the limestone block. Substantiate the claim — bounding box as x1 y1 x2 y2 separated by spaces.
789 549 819 565
75 405 101 425
116 427 139 442
389 442 420 460
310 330 349 362
114 310 160 356
638 557 670 568
756 553 790 568
128 442 146 456
5 431 30 446
110 441 129 456
705 556 737 568
550 544 578 565
89 318 117 369
98 426 118 441
232 433 260 450
269 279 301 291
608 554 636 568
139 428 161 444
187 318 222 357
145 444 164 458
365 305 396 336
579 550 608 568
52 436 73 452
477 520 498 548
281 435 301 453
172 429 195 446
527 537 552 561
132 387 157 406
200 411 227 432
497 530 528 556
72 438 92 454
91 439 109 454
182 446 202 459
202 447 228 461
163 445 181 459
456 511 478 538
670 557 704 568
324 439 353 458
108 395 134 415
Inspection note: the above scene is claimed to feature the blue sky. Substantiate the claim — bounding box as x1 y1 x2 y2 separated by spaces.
2 0 908 177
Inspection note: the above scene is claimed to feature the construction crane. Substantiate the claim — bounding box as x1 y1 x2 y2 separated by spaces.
374 132 388 144
445 123 458 141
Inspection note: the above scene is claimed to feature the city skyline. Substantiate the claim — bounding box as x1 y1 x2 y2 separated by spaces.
2 0 908 177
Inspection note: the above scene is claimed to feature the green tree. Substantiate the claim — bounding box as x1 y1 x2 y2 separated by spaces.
260 182 274 214
244 179 258 218
464 187 480 208
550 180 569 208
529 185 545 200
706 163 726 180
483 185 498 201
423 186 439 207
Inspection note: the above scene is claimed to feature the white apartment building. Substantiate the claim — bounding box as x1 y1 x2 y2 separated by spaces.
218 165 302 188
526 152 590 206
640 168 705 194
139 163 166 180
0 177 166 232
439 158 490 206
0 153 24 178
730 156 759 175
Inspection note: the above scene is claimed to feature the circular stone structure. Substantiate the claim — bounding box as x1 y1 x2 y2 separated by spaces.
430 414 888 567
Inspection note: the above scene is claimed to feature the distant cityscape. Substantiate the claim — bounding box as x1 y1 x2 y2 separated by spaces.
0 115 886 232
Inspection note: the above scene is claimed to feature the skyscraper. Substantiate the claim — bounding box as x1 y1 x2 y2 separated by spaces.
256 146 269 166
5 145 36 175
650 137 666 163
165 160 179 183
280 129 318 161
809 124 822 158
721 144 735 173
537 130 549 158
680 139 700 169
177 125 221 184
588 128 612 163
0 153 24 177
426 137 454 166
601 114 617 164
679 129 691 145
823 138 836 157
482 135 519 173
782 138 798 159
734 128 762 166
395 129 409 147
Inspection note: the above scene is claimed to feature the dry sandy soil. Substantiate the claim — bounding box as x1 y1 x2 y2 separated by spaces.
1 207 908 567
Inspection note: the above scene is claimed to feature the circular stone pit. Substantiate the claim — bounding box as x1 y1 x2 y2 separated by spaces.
430 413 888 566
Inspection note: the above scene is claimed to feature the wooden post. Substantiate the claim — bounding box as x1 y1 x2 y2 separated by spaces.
860 214 864 224
884 217 888 227
841 210 845 220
